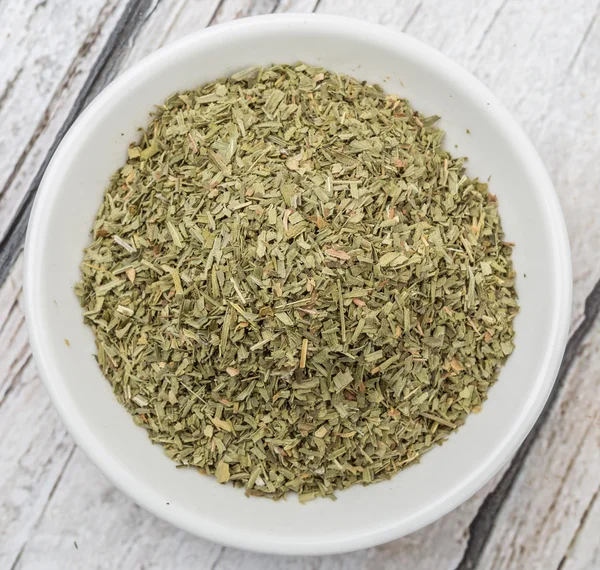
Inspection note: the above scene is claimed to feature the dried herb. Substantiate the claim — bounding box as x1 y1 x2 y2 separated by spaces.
75 63 518 500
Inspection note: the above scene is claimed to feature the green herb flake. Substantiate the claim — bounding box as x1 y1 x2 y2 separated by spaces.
76 63 518 502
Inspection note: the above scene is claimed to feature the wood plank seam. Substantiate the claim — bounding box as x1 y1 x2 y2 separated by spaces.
152 0 201 42
207 0 227 26
565 1 599 74
556 483 600 570
0 0 159 287
7 445 77 570
402 1 423 32
0 354 31 413
534 422 593 531
0 287 20 339
474 0 509 52
454 278 600 570
0 68 23 111
209 546 226 570
0 0 121 206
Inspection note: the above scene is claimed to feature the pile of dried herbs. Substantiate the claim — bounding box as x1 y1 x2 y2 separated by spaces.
75 64 518 501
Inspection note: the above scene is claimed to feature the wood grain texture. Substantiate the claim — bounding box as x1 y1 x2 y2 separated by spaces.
0 0 161 287
118 0 222 62
0 0 127 241
0 258 76 570
274 0 320 12
0 258 28 405
476 315 600 570
559 485 600 570
0 0 599 569
4 444 505 570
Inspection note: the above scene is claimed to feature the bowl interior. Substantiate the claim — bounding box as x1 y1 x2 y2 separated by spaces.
25 16 570 555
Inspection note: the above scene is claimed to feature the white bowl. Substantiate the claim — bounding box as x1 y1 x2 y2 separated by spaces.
24 14 572 555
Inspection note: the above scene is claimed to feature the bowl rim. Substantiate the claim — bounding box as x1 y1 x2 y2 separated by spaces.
23 12 572 555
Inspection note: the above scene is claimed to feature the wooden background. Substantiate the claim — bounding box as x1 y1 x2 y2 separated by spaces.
1 1 599 568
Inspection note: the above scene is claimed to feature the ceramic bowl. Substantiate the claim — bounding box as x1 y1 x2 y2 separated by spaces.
24 14 571 555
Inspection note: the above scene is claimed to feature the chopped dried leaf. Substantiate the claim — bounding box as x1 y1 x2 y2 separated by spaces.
76 63 518 502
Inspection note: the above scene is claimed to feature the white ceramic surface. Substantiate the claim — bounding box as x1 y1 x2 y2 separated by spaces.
23 14 572 555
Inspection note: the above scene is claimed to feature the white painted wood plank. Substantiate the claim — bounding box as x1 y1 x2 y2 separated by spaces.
317 0 423 28
559 486 600 570
534 7 600 331
7 447 224 570
202 0 277 25
0 258 28 403
0 0 128 242
117 0 222 68
274 0 319 12
210 0 279 21
0 258 77 570
475 316 600 570
118 0 320 71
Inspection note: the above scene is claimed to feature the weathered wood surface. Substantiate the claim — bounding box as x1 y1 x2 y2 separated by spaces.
0 1 598 569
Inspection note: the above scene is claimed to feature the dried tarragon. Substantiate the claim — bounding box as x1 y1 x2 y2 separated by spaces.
75 63 518 501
